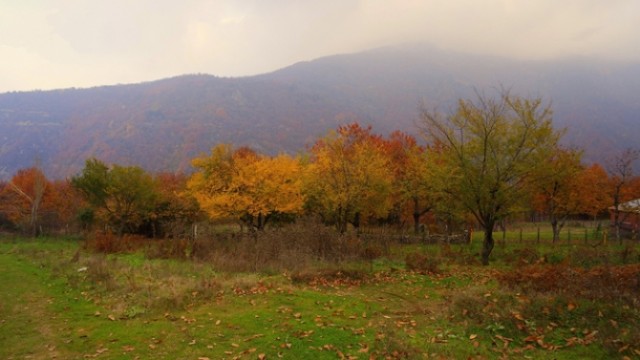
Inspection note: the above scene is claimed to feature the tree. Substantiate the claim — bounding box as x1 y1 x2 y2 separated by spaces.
304 124 394 233
72 158 158 235
421 92 561 265
571 163 610 220
151 172 201 238
531 148 583 242
607 148 640 242
0 167 49 236
383 131 434 234
188 145 304 230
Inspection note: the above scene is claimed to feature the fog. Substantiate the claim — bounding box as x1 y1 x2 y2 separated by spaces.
1 0 638 92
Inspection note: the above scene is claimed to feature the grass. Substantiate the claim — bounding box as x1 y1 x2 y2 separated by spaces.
1 232 639 359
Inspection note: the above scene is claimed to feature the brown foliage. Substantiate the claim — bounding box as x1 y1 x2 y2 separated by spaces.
404 252 440 274
84 231 151 254
496 263 640 303
290 269 368 287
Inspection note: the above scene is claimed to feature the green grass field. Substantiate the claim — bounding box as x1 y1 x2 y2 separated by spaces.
1 232 638 359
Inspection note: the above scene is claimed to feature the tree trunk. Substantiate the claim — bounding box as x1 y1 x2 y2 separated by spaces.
413 197 421 235
551 217 560 243
481 221 495 266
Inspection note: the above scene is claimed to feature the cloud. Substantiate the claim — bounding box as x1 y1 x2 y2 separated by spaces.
0 0 638 92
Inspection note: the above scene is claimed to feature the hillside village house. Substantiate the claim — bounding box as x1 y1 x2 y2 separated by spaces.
609 199 640 236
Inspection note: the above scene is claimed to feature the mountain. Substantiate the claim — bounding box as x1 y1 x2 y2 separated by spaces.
1 44 639 179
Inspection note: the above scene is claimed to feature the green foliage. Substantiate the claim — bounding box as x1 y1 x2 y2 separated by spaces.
421 91 563 264
72 158 158 234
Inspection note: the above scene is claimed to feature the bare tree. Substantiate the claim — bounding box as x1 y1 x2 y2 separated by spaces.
607 148 640 243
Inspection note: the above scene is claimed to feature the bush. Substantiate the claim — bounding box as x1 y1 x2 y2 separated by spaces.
405 252 440 274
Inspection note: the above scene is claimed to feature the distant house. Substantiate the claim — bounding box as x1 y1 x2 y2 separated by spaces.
609 199 640 233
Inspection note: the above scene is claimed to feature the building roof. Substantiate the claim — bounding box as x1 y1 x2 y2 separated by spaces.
609 199 640 213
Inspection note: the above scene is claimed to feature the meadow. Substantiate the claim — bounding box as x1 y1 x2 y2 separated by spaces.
1 223 639 359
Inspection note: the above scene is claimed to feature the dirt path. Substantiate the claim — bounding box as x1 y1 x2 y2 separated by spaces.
0 254 69 359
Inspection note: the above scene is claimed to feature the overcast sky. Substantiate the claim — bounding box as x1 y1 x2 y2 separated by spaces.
1 0 638 92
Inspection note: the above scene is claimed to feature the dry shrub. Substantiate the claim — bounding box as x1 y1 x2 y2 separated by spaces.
144 238 189 259
188 221 376 273
496 264 640 304
290 268 368 287
405 252 440 274
567 247 610 268
84 231 151 254
504 247 542 265
438 244 480 266
620 244 639 264
361 244 385 262
81 254 118 291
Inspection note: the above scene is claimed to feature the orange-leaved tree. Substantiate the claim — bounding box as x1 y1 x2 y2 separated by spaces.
151 172 201 238
0 167 52 236
572 163 611 221
304 123 394 233
188 144 304 230
383 131 435 234
531 148 584 242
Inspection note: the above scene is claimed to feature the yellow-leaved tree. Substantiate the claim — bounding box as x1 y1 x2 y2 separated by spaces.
188 144 304 230
304 123 394 233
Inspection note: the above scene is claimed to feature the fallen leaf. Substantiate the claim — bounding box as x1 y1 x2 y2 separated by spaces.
610 319 618 328
469 334 478 340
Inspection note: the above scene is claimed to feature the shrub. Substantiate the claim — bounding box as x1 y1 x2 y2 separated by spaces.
405 252 440 274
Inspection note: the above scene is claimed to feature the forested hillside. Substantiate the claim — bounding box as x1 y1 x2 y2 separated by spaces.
1 44 639 178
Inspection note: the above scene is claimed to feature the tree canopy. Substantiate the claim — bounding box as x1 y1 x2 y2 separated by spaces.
188 144 305 230
421 91 562 264
72 158 158 235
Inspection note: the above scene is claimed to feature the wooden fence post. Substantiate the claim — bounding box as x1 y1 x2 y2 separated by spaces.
519 228 523 244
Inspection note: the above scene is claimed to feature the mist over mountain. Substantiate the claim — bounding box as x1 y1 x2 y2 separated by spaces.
1 44 638 179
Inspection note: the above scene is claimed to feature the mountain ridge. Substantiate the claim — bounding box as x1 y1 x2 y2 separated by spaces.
1 44 638 179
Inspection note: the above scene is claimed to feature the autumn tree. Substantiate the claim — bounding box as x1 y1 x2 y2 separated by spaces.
531 148 583 242
421 92 561 265
383 131 434 234
572 163 611 220
72 158 158 235
188 144 304 230
0 167 50 236
607 148 640 242
151 172 201 237
304 124 394 233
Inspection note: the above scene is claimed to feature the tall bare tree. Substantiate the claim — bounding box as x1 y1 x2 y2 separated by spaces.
607 148 640 243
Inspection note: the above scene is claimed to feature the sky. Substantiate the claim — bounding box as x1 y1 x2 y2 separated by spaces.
1 0 639 93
